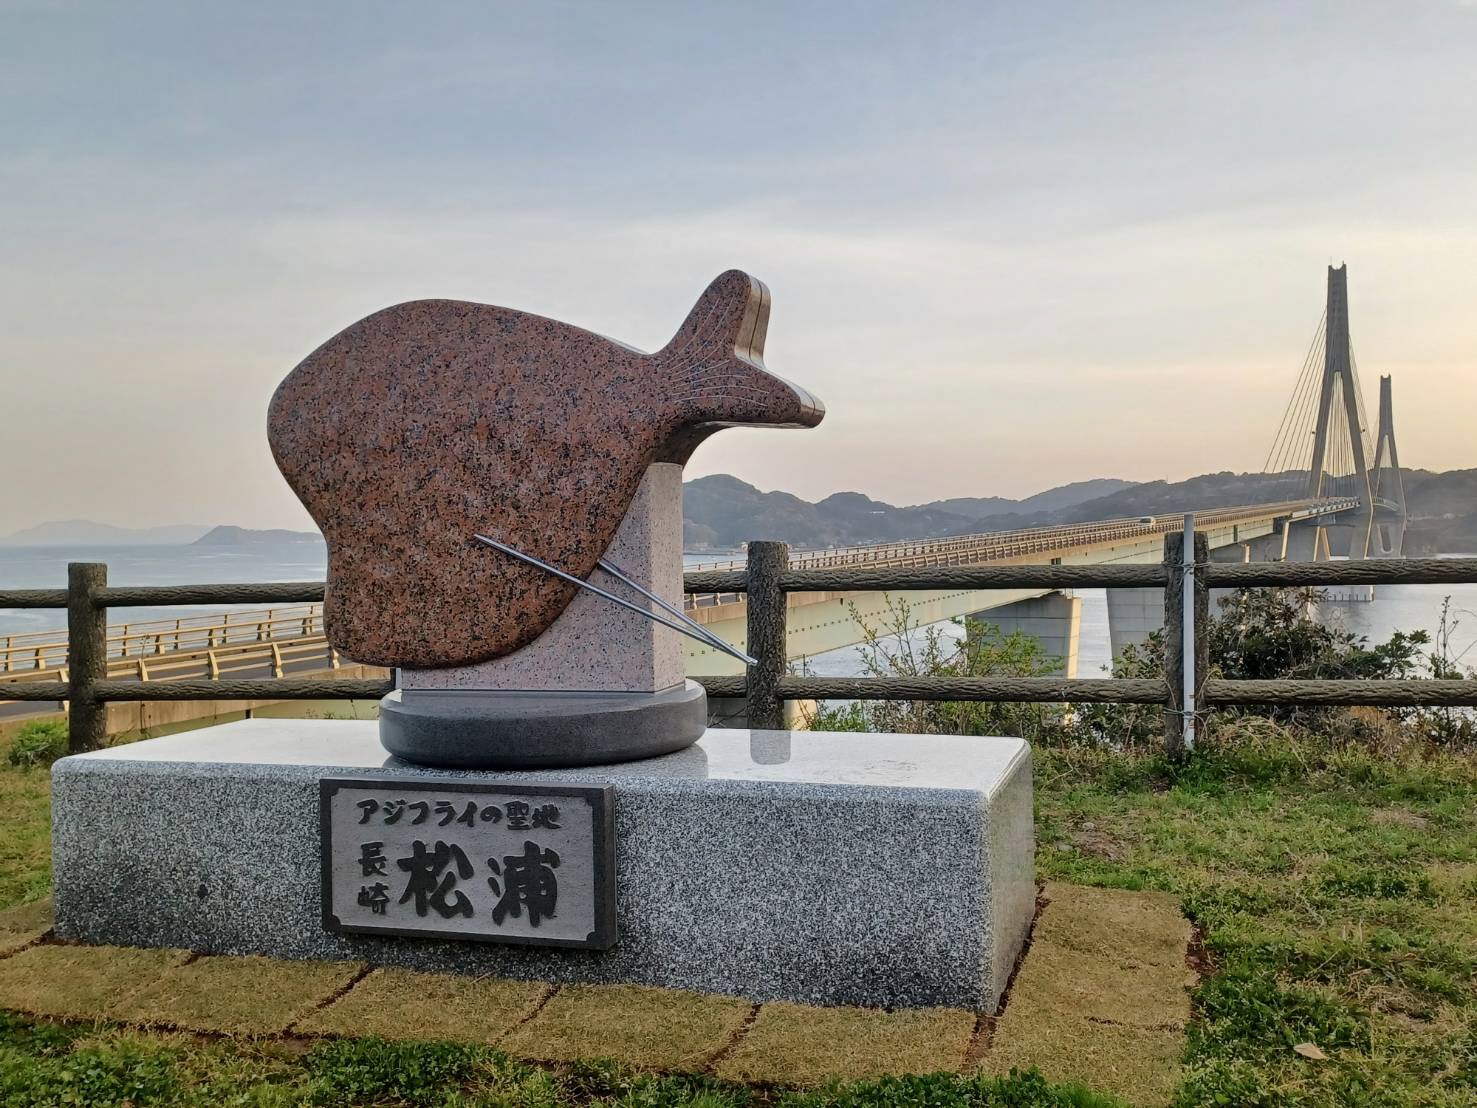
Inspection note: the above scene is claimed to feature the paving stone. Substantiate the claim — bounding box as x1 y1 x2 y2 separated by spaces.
978 883 1193 1107
110 954 363 1034
1036 883 1191 970
297 967 548 1042
501 983 750 1071
716 1001 975 1087
1004 941 1191 1030
0 943 188 1019
986 1013 1183 1108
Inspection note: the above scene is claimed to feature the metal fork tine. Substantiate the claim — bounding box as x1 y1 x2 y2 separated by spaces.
596 558 759 666
473 535 755 668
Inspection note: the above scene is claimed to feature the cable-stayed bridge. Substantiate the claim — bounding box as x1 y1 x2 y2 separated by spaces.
683 262 1406 679
0 264 1406 729
1260 263 1407 559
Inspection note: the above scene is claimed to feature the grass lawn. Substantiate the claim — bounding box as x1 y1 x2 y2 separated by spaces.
0 733 1474 1106
1036 740 1477 1106
0 760 49 912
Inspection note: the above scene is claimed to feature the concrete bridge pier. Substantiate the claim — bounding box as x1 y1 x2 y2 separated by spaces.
1209 541 1251 614
1284 520 1330 562
1244 527 1288 562
966 591 1082 678
1105 587 1163 661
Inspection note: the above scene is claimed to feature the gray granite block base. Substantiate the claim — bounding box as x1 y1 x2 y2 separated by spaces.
379 681 707 769
52 721 1034 1010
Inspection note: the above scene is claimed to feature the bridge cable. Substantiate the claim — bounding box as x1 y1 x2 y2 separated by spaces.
1281 324 1326 480
1273 348 1320 479
1271 320 1327 496
1262 311 1326 474
1287 325 1325 479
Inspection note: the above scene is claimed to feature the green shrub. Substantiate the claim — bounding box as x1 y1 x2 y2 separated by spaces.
4 720 69 768
802 597 1067 739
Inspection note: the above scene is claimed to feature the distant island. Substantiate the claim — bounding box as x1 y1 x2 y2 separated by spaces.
192 526 323 546
0 520 212 547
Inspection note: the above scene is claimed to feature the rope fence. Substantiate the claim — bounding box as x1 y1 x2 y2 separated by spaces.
3 543 1476 756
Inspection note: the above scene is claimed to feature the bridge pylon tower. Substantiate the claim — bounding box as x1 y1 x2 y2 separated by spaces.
1305 264 1376 560
1370 374 1407 555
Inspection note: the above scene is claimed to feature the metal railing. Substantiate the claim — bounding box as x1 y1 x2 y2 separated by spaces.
1 605 324 675
4 535 1474 756
0 496 1354 674
680 497 1358 609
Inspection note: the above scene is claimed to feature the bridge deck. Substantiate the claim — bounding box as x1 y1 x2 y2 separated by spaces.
0 496 1356 701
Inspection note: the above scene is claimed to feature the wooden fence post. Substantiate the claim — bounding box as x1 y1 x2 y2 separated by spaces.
1192 532 1209 730
1162 534 1185 754
745 541 789 730
67 562 108 753
1162 533 1209 755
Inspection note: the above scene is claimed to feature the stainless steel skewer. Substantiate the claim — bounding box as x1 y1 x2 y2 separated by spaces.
473 534 756 667
596 557 758 665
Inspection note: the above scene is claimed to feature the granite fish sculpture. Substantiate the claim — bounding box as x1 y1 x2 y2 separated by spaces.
268 269 824 669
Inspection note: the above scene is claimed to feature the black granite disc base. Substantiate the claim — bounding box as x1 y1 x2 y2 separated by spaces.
378 681 707 769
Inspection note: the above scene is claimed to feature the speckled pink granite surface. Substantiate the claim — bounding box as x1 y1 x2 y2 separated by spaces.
399 464 685 693
268 270 823 669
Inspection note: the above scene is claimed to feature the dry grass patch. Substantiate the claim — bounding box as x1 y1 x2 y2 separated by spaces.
0 933 37 957
297 966 547 1042
0 896 52 955
0 943 188 1018
1036 883 1190 970
502 983 750 1071
985 1009 1182 1108
1427 860 1477 897
1005 942 1191 1030
1369 807 1432 830
715 1002 974 1087
0 896 52 934
111 953 363 1034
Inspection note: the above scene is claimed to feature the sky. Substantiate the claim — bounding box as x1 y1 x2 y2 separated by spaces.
2 1 1475 531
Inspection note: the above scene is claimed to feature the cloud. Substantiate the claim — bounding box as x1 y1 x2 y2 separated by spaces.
2 1 1476 527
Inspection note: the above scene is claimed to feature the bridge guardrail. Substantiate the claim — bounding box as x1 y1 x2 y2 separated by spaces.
1 497 1354 675
680 497 1357 608
1 605 323 674
5 535 1474 757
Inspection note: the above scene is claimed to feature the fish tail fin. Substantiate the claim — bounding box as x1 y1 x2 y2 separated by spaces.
656 271 822 468
660 269 770 366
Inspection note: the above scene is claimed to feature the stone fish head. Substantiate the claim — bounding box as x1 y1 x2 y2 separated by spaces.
268 269 823 669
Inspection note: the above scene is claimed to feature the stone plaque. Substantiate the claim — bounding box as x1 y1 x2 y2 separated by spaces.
320 778 615 949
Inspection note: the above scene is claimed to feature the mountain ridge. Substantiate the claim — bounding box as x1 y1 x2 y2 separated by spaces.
683 469 1477 554
11 468 1476 556
682 474 1138 548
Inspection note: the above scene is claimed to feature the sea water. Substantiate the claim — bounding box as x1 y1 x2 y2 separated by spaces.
3 544 1475 679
